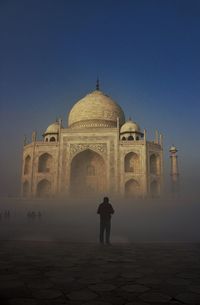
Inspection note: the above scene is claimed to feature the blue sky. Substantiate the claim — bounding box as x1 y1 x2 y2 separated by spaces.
0 0 200 195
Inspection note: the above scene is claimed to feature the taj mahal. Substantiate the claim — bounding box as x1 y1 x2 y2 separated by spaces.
21 83 179 198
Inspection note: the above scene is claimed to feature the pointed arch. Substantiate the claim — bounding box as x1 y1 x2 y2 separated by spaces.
70 149 106 195
125 179 140 197
124 152 140 173
38 153 53 173
37 179 51 197
24 155 31 175
150 154 160 175
128 135 134 140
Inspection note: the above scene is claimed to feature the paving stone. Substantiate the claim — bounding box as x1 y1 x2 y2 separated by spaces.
0 241 200 305
62 281 86 292
67 289 98 301
117 291 143 302
139 292 172 302
124 301 148 305
45 271 70 277
175 292 200 304
189 285 200 294
99 272 118 279
27 279 55 290
18 270 41 276
156 283 187 297
0 274 18 281
136 277 163 285
167 278 191 286
8 298 38 305
50 278 76 289
0 289 30 299
36 298 69 305
33 289 64 299
121 284 150 293
0 281 25 289
121 272 143 279
98 295 125 305
89 283 116 292
176 272 199 279
78 277 102 284
136 268 154 274
82 301 112 305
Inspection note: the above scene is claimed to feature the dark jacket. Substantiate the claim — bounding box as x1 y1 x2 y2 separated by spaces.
97 202 114 221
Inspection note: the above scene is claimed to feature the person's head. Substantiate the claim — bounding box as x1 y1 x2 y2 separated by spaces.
103 197 109 203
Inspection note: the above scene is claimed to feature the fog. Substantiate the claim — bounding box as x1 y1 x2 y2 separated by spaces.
0 135 199 243
0 190 200 243
0 159 199 243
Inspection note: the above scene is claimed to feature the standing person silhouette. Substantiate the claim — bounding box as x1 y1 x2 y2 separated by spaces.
97 197 114 245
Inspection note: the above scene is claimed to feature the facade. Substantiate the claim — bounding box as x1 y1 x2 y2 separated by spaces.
21 87 164 198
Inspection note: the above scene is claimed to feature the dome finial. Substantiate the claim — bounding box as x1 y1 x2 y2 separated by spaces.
96 77 100 90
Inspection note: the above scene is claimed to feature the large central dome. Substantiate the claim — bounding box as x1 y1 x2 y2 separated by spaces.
68 90 125 128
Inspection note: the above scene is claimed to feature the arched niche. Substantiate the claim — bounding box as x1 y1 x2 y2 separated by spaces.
150 154 160 175
128 135 134 140
125 179 140 197
50 137 56 142
23 181 29 197
38 153 53 173
70 149 106 196
24 155 31 175
124 152 140 173
37 179 51 197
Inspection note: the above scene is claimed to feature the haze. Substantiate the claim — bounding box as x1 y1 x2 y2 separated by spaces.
0 1 200 242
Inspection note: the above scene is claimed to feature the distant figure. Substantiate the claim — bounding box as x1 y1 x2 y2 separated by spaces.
4 210 10 219
31 211 36 219
97 197 114 245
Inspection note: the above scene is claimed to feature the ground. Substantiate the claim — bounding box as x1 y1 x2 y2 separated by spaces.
1 241 200 305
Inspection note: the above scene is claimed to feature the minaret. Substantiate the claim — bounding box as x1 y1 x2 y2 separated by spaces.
155 129 159 144
169 145 180 193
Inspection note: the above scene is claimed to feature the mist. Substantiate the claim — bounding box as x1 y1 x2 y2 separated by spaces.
0 186 200 243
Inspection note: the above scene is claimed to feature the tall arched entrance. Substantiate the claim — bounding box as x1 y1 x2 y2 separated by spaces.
150 154 160 175
70 149 106 196
37 179 51 197
24 155 31 175
38 153 53 173
125 179 140 197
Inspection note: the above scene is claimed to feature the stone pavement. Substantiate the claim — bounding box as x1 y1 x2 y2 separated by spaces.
0 241 200 305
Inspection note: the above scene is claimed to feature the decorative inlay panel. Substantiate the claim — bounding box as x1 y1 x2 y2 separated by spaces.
69 143 107 160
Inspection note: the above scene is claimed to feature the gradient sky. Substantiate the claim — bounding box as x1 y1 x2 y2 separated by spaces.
0 0 200 196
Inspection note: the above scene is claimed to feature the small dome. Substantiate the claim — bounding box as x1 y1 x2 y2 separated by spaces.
169 145 178 153
120 119 140 133
44 122 60 134
68 90 125 128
